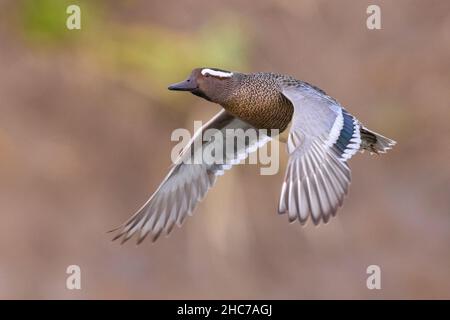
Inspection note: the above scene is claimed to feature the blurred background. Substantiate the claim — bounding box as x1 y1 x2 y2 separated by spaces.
0 0 449 299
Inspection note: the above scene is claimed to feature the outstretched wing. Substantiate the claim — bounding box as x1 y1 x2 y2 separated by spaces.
111 110 270 244
277 80 362 224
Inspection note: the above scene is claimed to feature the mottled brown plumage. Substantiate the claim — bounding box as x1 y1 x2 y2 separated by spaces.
220 73 294 132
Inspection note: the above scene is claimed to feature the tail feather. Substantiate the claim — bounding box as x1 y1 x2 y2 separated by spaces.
360 127 396 154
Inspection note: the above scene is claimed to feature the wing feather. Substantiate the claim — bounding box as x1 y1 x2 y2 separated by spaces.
278 80 359 225
111 110 270 244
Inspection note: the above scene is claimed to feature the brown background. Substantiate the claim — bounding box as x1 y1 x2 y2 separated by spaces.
0 0 449 299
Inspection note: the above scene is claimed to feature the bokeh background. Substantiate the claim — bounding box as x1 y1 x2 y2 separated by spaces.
0 0 449 299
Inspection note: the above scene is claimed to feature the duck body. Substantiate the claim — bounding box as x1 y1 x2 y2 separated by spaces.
111 67 396 244
219 72 294 132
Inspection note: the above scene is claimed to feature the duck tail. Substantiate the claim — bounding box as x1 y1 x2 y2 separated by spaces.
360 127 396 154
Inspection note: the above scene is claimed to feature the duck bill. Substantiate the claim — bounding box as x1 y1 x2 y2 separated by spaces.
168 78 197 91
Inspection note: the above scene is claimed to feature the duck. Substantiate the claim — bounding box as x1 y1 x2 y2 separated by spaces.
111 67 396 244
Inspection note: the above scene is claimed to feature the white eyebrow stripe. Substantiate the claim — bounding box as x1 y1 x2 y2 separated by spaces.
201 69 233 78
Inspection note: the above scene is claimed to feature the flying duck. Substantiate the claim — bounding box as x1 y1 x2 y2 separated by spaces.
111 68 396 244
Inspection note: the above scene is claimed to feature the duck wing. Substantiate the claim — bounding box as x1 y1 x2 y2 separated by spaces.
277 79 362 224
111 110 270 244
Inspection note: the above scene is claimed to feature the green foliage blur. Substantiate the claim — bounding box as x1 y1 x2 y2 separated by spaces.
19 0 249 102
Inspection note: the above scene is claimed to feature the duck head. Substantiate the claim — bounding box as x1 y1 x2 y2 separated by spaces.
168 68 236 103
